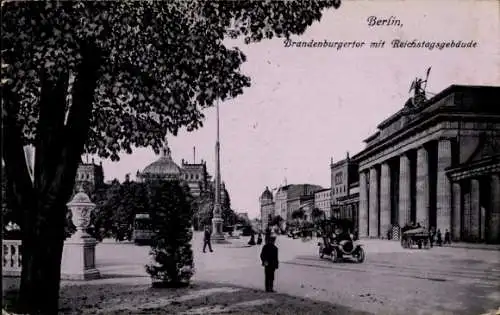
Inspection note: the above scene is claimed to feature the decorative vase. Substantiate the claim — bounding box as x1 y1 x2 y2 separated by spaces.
66 187 95 240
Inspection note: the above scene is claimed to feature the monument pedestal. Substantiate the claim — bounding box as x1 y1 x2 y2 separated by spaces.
61 189 100 280
227 232 240 239
61 234 100 280
211 217 227 243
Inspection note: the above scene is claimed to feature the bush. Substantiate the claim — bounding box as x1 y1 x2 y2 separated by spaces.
145 180 194 287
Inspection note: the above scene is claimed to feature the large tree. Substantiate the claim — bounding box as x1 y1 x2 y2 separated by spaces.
1 1 341 313
311 207 325 222
292 208 305 220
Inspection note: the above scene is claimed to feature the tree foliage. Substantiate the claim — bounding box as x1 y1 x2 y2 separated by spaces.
2 0 340 160
90 180 120 238
291 208 305 220
87 184 111 241
221 188 237 226
113 181 150 240
196 191 214 228
311 207 324 221
269 214 284 227
88 179 150 241
1 1 341 313
146 180 194 287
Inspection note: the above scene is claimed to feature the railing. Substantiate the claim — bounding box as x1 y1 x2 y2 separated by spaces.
2 239 22 277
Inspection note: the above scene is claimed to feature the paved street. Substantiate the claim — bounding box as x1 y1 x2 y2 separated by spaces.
86 232 500 315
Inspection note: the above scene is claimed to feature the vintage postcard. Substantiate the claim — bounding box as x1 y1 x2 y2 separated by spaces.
1 0 499 314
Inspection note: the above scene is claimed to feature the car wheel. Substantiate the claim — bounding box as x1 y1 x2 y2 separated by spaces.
330 248 338 263
355 247 365 263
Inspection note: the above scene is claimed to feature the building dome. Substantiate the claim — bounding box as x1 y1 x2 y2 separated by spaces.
140 138 181 180
142 155 181 176
260 186 273 200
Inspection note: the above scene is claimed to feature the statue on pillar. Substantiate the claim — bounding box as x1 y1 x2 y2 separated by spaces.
408 67 431 108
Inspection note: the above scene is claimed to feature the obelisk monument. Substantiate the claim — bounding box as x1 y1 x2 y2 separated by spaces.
211 98 226 242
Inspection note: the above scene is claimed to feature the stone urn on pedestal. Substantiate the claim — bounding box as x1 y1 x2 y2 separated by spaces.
61 188 100 280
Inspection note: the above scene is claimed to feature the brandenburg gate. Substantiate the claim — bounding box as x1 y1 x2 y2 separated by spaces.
354 85 500 243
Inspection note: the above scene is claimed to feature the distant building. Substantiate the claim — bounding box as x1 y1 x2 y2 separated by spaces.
330 152 359 229
352 84 500 243
259 186 275 229
136 141 182 183
335 183 360 232
274 184 323 221
314 188 332 218
274 185 289 220
288 195 314 221
180 159 209 198
136 141 211 198
136 139 231 230
75 158 105 195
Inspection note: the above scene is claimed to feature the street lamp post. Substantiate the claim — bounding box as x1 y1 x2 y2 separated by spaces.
211 97 226 242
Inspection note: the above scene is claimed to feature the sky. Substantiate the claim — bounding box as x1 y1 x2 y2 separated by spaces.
96 0 500 219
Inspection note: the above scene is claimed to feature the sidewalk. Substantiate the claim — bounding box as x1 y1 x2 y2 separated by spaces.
358 238 500 251
447 242 500 251
3 280 369 315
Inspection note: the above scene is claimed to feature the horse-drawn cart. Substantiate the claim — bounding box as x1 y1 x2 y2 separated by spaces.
400 227 430 249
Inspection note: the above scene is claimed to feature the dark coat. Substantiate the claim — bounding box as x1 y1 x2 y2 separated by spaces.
260 243 279 269
204 230 211 241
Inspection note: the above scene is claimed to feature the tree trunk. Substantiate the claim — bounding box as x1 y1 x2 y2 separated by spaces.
2 42 102 314
18 202 67 314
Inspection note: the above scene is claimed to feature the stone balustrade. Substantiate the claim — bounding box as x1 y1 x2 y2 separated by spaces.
2 239 22 277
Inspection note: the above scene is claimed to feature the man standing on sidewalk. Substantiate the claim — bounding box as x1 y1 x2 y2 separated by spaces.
203 225 213 253
260 235 279 292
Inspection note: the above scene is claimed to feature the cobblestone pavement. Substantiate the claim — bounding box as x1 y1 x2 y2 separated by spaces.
86 233 500 314
4 233 499 314
188 236 499 315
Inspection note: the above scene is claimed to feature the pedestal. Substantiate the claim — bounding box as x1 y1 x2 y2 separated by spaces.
211 217 226 243
61 234 100 280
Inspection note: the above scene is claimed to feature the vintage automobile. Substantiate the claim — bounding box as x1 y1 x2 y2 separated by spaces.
318 233 365 263
400 227 430 249
287 229 301 239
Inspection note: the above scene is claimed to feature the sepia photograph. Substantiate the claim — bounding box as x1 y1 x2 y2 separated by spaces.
1 0 499 314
